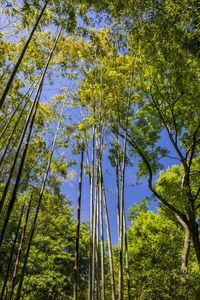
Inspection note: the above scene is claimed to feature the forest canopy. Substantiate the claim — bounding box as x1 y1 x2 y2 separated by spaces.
0 0 200 299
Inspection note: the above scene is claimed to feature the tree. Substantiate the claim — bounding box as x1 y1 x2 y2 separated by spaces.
127 208 200 299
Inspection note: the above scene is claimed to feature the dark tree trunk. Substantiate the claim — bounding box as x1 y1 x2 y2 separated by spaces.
190 221 200 265
0 84 41 214
0 67 43 143
0 202 25 299
0 96 31 170
8 191 32 300
88 126 95 300
74 146 84 300
15 77 64 299
0 0 49 109
0 28 62 246
0 82 42 248
101 169 116 300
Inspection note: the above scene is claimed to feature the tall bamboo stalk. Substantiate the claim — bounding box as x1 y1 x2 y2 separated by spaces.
0 0 50 109
95 159 101 300
0 68 43 142
101 168 116 300
98 65 105 300
74 145 84 300
15 82 65 300
88 126 95 300
123 209 131 300
0 90 34 170
99 155 105 300
0 28 62 247
0 81 41 214
119 66 133 300
0 202 25 299
0 81 42 248
8 191 33 300
92 171 97 299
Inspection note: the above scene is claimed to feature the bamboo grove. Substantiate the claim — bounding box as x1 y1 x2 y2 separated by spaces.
1 0 200 299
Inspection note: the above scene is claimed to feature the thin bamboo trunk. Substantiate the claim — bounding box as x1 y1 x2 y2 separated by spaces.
0 69 43 142
95 138 104 300
101 168 116 300
0 93 33 170
0 202 25 299
99 162 105 300
98 66 105 300
8 191 32 300
88 126 95 300
116 156 120 245
0 0 50 109
15 88 65 300
123 210 131 300
119 135 125 300
74 145 84 300
115 118 120 246
95 164 101 300
119 67 133 300
0 82 42 248
0 29 62 247
0 82 41 214
92 174 97 300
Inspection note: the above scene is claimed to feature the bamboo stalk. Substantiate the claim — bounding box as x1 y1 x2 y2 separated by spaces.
0 0 50 109
74 145 84 300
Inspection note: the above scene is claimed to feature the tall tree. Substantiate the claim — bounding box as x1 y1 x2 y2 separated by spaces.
15 92 66 299
74 144 84 300
0 28 62 247
8 191 32 300
0 201 25 299
0 0 50 109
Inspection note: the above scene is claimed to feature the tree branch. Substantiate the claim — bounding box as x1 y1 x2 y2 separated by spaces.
116 128 189 225
150 93 187 168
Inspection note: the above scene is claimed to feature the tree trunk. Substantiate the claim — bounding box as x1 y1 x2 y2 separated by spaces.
0 28 62 247
0 69 42 142
0 82 41 214
116 152 120 245
0 202 25 299
101 169 116 300
0 95 31 170
123 210 131 300
95 163 101 300
119 66 133 300
190 220 200 266
0 0 49 109
0 82 42 247
88 126 95 300
15 86 65 300
8 191 32 300
175 213 191 274
92 167 98 299
74 146 84 300
97 139 105 300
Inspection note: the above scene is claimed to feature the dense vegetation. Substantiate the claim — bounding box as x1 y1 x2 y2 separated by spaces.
1 0 200 299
